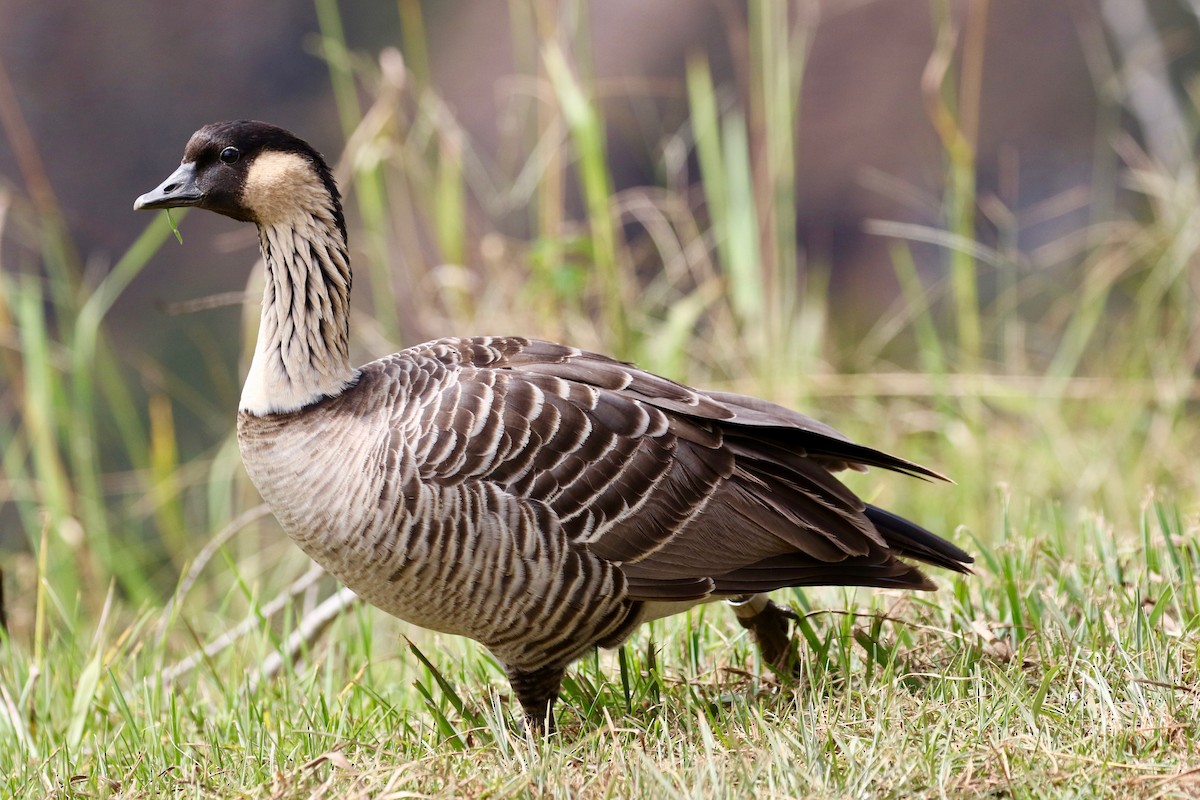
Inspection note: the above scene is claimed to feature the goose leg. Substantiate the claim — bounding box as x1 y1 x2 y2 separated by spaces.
729 594 801 676
506 663 566 733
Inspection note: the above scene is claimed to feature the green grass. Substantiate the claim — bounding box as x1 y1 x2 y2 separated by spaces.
4 506 1200 797
3 0 1200 796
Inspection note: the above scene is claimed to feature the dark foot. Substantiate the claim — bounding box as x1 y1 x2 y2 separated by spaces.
729 594 801 677
506 663 566 733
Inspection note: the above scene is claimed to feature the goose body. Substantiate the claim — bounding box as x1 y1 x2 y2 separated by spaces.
136 120 971 729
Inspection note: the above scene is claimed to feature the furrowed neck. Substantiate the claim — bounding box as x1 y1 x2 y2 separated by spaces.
239 210 355 416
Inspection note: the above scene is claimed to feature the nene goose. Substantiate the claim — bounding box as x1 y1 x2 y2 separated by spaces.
134 120 971 730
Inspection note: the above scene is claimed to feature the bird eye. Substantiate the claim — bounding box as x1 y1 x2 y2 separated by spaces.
219 147 240 164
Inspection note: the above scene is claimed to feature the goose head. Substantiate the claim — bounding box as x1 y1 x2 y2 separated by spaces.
134 119 346 239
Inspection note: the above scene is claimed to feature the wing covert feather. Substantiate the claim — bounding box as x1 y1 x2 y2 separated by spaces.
391 335 968 604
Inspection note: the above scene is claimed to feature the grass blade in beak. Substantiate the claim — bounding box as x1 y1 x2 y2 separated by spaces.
166 208 183 244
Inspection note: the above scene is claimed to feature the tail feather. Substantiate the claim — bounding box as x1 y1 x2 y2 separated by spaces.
864 504 973 574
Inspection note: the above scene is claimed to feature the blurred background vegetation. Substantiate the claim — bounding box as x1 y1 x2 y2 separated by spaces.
0 0 1197 678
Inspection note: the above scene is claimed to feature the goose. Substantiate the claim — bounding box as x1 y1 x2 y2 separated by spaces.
134 120 971 731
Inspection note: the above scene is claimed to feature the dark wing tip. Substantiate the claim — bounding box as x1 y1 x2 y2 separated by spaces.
864 503 973 573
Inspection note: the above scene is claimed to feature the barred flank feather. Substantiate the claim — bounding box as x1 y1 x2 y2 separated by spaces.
139 121 972 731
